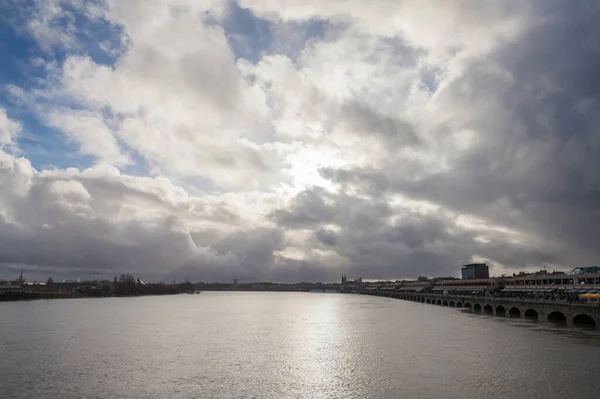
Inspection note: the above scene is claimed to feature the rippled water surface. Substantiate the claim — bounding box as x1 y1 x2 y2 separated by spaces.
2 292 600 398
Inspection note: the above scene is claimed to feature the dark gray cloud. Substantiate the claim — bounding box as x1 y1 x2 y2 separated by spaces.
271 185 560 279
314 1 600 273
339 101 421 148
314 227 338 246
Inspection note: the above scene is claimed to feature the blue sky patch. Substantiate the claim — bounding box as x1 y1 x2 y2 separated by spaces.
0 0 126 172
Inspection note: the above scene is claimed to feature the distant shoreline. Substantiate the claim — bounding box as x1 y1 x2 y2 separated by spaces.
0 291 186 302
0 288 344 302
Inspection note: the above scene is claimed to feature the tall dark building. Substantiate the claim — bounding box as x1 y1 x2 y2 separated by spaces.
461 263 489 279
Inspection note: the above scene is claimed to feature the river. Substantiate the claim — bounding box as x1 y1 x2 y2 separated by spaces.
1 292 600 398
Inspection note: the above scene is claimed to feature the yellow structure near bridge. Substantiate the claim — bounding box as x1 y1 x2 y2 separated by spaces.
580 293 600 304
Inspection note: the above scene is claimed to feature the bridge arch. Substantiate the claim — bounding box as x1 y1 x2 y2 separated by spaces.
436 299 442 305
464 302 472 308
547 311 567 325
524 309 538 320
496 306 506 317
508 307 521 318
483 304 493 315
573 314 596 329
456 302 463 308
442 300 448 306
426 299 431 304
449 301 455 307
473 303 482 313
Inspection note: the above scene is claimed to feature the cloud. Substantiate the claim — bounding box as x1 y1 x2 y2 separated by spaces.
270 186 560 279
23 0 81 51
44 109 131 166
315 1 600 272
0 150 288 281
2 1 600 282
0 108 22 149
239 0 529 61
9 0 280 190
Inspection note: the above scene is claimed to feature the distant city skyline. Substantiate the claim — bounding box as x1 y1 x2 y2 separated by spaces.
4 263 594 286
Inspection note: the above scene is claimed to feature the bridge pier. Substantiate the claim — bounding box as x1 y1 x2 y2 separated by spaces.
494 306 506 317
541 309 573 328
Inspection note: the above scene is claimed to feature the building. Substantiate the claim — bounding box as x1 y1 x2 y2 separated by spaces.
461 263 489 280
567 266 600 275
0 284 22 293
341 274 362 286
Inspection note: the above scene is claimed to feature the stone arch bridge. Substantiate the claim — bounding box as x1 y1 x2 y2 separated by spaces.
360 291 600 329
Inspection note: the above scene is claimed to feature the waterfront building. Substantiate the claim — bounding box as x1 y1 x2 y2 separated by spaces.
503 272 600 286
567 266 600 275
341 275 362 285
461 263 489 280
0 284 22 293
340 275 363 292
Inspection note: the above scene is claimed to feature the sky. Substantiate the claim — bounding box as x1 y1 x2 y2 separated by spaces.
1 0 600 283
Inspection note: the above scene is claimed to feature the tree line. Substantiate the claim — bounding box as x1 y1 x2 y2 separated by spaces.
111 274 194 296
2 273 195 297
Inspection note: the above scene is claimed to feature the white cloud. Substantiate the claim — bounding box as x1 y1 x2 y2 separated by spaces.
45 5 280 189
239 0 529 61
44 109 131 166
0 108 22 149
21 0 83 51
